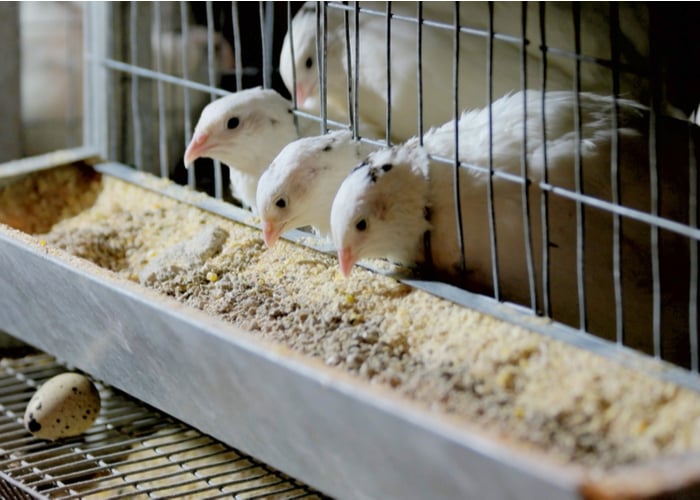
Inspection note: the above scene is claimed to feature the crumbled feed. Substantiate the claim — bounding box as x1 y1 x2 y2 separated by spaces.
4 166 700 471
0 163 101 234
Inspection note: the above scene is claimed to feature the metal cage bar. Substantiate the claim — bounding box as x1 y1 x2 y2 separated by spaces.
538 2 551 318
180 0 196 189
609 2 625 348
205 0 224 200
519 2 538 313
486 2 501 301
452 2 467 278
572 4 588 332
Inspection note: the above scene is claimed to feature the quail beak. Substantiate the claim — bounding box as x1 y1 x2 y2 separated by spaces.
295 82 318 108
338 247 358 277
184 132 210 166
295 84 307 107
262 220 283 248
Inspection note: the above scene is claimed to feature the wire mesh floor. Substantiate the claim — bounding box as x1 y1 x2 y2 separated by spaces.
0 351 325 499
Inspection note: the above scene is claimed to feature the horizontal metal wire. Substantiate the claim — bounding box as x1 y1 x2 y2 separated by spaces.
0 352 325 499
97 57 232 98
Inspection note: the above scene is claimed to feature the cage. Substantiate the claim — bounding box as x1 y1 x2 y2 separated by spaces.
3 2 700 498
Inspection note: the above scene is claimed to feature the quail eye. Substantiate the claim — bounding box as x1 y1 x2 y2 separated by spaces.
227 117 240 129
275 198 287 209
355 219 367 231
305 57 313 69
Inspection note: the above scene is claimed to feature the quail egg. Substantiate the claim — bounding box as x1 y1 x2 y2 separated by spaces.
24 372 101 440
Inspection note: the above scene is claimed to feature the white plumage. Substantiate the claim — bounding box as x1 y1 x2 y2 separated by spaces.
280 2 650 143
184 87 322 211
256 130 376 247
330 90 695 360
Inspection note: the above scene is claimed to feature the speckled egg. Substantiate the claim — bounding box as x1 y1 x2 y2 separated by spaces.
24 372 101 440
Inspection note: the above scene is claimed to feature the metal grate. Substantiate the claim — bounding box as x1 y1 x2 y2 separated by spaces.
0 352 325 499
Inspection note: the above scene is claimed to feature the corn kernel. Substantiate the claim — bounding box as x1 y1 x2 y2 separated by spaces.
633 419 649 435
206 272 219 282
39 239 47 246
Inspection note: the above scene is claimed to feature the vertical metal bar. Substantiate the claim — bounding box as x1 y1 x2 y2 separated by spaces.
609 3 624 345
154 3 169 179
418 2 431 270
205 0 223 200
321 2 328 133
353 2 360 138
113 4 133 164
106 4 120 162
649 115 661 358
453 1 467 278
266 2 275 87
285 2 300 136
519 2 537 312
315 3 321 117
417 2 424 145
0 3 21 161
265 2 275 90
129 2 143 170
572 4 587 331
690 125 699 372
385 2 392 144
65 5 82 148
84 3 111 159
180 1 195 189
134 2 154 172
647 9 662 359
259 2 270 89
315 2 327 134
486 1 500 300
343 1 354 134
205 2 218 94
232 2 244 92
538 2 550 317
